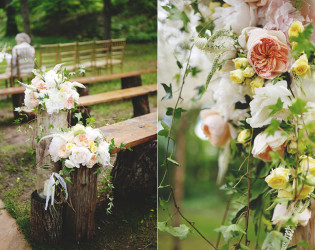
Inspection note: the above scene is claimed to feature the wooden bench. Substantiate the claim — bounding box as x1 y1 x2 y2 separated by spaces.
0 86 25 96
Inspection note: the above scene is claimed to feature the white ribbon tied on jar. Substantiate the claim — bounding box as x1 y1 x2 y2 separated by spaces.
45 172 68 210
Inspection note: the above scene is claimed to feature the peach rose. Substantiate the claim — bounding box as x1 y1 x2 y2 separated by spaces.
200 110 230 147
31 76 47 90
74 134 89 147
246 28 290 79
87 154 97 168
66 96 74 109
252 130 287 162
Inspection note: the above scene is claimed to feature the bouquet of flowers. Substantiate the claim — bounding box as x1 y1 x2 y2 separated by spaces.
19 64 85 114
161 0 315 247
48 123 111 169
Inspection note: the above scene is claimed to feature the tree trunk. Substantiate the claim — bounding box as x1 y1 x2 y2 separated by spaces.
64 166 98 242
30 191 64 244
5 0 18 37
103 0 111 40
121 76 150 117
291 200 315 249
19 0 32 42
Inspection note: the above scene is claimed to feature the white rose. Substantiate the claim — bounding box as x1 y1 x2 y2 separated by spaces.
65 159 77 169
49 136 67 162
72 124 85 132
69 147 92 167
24 89 39 109
97 141 111 167
212 0 257 35
44 70 62 89
85 127 103 141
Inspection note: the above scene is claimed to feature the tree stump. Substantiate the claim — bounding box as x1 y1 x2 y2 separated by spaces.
291 200 315 249
121 76 150 117
111 140 157 196
30 191 64 244
64 166 98 242
31 111 68 244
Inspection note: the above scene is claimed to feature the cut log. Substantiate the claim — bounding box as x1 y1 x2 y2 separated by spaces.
121 75 150 117
30 191 63 244
64 166 98 242
291 200 315 249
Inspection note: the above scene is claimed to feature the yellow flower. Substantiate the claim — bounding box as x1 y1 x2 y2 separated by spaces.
237 129 251 145
230 69 245 83
60 87 65 93
222 3 231 8
243 66 255 78
300 156 315 175
249 76 264 92
278 185 294 200
287 140 297 154
89 141 95 147
91 146 97 153
297 184 314 200
291 41 298 50
209 2 221 13
288 21 304 38
233 58 249 69
66 143 74 151
292 54 310 77
265 167 290 189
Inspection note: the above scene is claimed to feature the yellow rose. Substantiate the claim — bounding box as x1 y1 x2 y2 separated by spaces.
298 184 314 200
222 3 231 8
249 76 264 92
230 69 245 83
89 141 95 147
265 167 290 189
233 58 249 69
300 156 315 175
209 2 221 13
237 129 251 145
91 146 97 153
66 143 74 151
288 21 304 38
292 54 310 77
243 66 255 78
278 185 294 200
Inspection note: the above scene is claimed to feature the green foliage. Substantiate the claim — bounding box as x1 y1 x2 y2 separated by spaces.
291 23 315 58
161 83 173 101
158 221 190 240
162 4 190 32
215 224 246 242
289 98 307 115
265 120 281 136
262 231 288 250
268 98 284 116
166 107 186 119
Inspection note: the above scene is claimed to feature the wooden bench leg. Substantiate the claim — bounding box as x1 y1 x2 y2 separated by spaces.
121 76 150 117
111 140 157 197
12 93 25 120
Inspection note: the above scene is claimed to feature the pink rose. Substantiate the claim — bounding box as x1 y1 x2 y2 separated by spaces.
200 110 230 147
244 28 290 79
31 76 47 90
87 154 97 168
66 96 74 109
74 134 89 147
252 131 286 162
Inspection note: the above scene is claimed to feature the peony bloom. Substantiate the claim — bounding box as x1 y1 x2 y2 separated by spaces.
69 146 92 167
74 134 89 147
272 203 311 227
265 167 290 189
200 110 231 147
85 127 103 141
252 130 287 162
246 28 290 79
212 0 257 35
246 81 292 128
258 0 305 36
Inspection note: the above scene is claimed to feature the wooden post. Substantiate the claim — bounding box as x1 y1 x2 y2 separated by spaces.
121 76 150 117
30 110 68 244
64 166 98 242
291 200 315 249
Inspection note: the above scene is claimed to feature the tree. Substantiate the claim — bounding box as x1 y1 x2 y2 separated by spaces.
5 0 18 37
20 0 32 42
103 0 111 40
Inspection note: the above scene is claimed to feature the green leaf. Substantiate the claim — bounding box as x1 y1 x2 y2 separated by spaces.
268 98 284 116
74 112 83 122
215 224 246 242
158 122 169 138
158 222 190 240
167 157 180 166
159 197 168 210
239 244 251 250
289 98 307 115
176 60 183 69
86 117 95 125
65 177 72 184
291 23 315 58
162 4 190 31
74 129 86 137
298 240 314 248
166 107 186 119
161 83 173 101
265 119 281 136
262 231 288 250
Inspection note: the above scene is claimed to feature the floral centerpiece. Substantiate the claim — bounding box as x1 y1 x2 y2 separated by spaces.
18 64 85 114
160 0 315 248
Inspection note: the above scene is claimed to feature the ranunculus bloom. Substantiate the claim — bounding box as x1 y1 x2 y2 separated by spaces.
246 28 290 79
200 110 230 147
252 130 287 162
272 203 311 227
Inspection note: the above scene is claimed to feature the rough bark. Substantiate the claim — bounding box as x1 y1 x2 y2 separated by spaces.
19 0 32 42
121 76 150 117
30 191 63 244
64 166 98 242
103 0 111 40
5 0 18 37
291 200 315 249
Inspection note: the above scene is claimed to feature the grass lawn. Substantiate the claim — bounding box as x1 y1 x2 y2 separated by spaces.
0 39 157 249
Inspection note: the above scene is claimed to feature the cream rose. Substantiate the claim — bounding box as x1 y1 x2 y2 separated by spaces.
252 131 287 162
69 147 92 167
265 167 290 189
200 110 231 147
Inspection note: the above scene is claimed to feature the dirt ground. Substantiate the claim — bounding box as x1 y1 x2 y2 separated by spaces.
0 98 157 249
